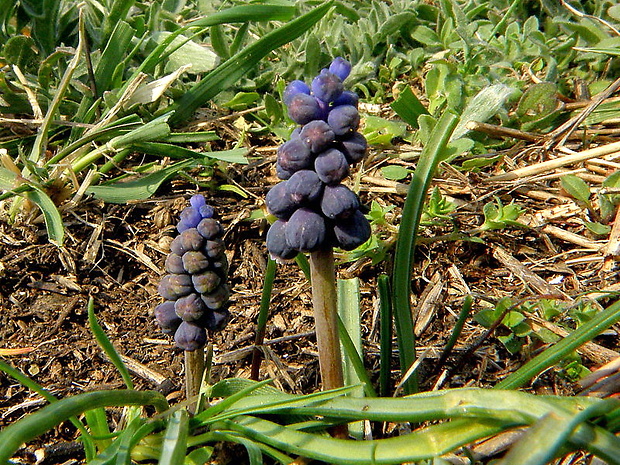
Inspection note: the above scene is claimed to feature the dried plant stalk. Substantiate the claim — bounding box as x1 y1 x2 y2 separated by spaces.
185 347 205 414
309 248 344 391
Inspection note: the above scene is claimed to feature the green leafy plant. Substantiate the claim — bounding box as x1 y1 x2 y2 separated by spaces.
0 1 334 245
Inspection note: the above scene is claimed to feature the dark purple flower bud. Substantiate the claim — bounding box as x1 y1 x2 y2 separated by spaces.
327 105 360 136
175 293 206 321
333 210 371 251
203 239 225 259
283 80 311 106
165 253 185 274
290 126 302 139
311 70 344 103
170 228 203 255
333 90 359 108
321 184 360 219
200 309 230 331
182 250 210 274
192 270 221 294
174 321 207 351
286 170 323 204
210 254 229 276
287 93 322 125
329 57 352 81
340 132 367 164
158 274 193 300
177 206 202 232
197 218 223 240
154 301 182 335
199 205 214 219
314 148 350 184
277 139 313 173
266 220 297 260
285 207 326 252
201 284 230 310
266 181 297 219
190 194 206 210
276 163 294 180
299 120 335 153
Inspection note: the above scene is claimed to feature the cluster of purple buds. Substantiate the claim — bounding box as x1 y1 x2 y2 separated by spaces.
266 57 371 261
154 195 230 351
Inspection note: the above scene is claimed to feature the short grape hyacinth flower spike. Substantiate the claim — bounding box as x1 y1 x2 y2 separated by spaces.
266 57 371 261
155 194 230 351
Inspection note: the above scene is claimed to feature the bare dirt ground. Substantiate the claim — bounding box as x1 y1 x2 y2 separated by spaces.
2 108 620 464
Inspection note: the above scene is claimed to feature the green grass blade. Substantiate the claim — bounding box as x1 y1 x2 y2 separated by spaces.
337 278 376 398
251 257 277 380
436 294 472 368
377 274 392 397
132 143 249 164
226 387 603 425
495 297 620 389
87 297 134 389
391 111 459 394
571 422 620 465
25 186 64 246
170 1 334 125
390 86 428 129
84 408 113 452
28 8 84 164
0 390 168 464
188 5 296 28
86 159 196 203
96 20 135 96
0 360 97 460
497 398 620 465
226 415 508 464
158 409 189 465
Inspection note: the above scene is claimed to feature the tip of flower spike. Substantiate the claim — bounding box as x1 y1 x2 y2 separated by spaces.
190 194 206 209
328 57 352 81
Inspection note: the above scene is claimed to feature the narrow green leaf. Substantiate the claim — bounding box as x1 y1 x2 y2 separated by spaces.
170 1 334 125
0 390 168 464
391 111 459 394
159 409 189 465
133 143 248 164
87 297 133 389
377 275 393 398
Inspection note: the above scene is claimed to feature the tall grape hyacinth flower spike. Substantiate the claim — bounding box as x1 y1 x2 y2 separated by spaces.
155 194 230 412
266 57 370 404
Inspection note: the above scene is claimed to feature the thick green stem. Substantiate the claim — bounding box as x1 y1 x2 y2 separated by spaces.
185 347 205 414
309 248 344 391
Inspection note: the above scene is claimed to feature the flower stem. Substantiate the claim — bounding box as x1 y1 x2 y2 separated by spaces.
185 347 205 414
310 247 347 440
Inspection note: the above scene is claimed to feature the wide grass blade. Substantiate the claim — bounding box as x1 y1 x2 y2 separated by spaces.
495 297 620 389
170 1 335 125
226 415 508 464
25 186 65 246
158 409 189 465
391 111 459 394
0 390 168 464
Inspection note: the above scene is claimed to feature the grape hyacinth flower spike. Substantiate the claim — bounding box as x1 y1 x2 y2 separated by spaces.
264 58 370 424
155 194 230 411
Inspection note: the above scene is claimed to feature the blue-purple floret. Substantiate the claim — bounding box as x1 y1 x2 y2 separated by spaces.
155 195 230 351
267 57 371 260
